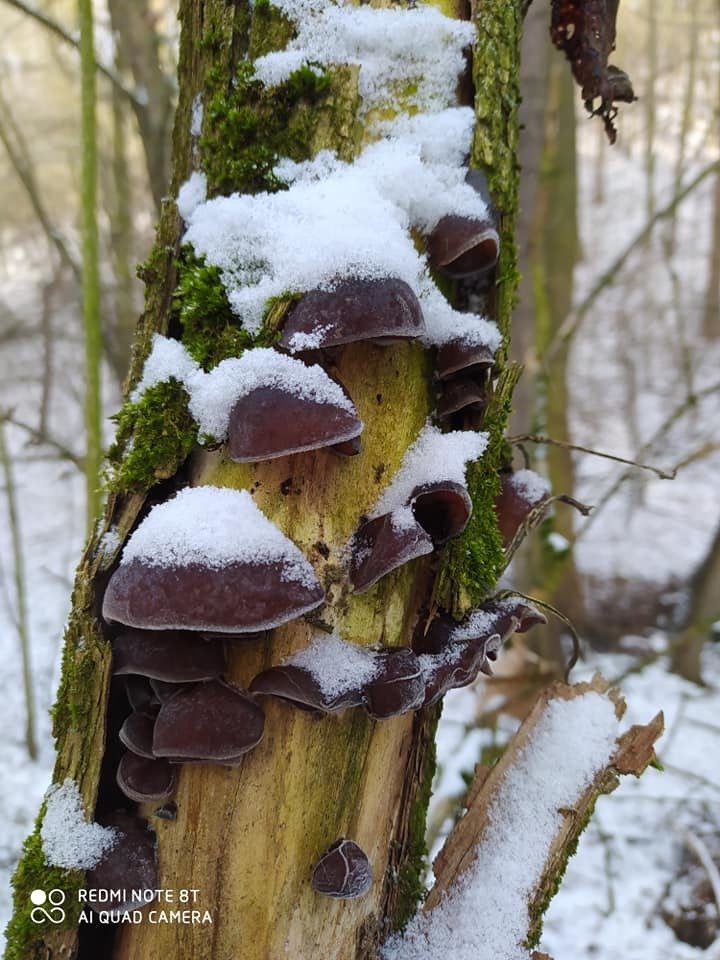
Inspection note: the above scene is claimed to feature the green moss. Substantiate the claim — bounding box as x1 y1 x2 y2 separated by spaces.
3 820 83 960
108 379 198 493
201 61 338 196
51 629 101 738
393 712 439 929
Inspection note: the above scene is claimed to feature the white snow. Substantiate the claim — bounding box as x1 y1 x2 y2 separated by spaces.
176 171 208 221
186 347 356 440
509 469 550 504
130 333 200 401
371 424 488 518
120 486 318 587
286 633 380 697
254 3 475 117
40 779 118 871
190 95 204 138
372 108 475 168
383 691 620 960
418 287 502 351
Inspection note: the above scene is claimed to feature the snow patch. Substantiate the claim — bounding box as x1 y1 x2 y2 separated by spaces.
371 424 488 518
40 780 118 871
130 333 200 401
510 469 551 504
254 3 474 116
187 347 355 440
120 486 318 587
177 171 208 222
286 633 381 697
383 692 620 960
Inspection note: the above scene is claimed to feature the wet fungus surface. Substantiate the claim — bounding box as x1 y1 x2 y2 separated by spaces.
311 839 373 900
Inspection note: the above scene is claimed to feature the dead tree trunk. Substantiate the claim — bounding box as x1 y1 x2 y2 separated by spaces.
4 1 525 959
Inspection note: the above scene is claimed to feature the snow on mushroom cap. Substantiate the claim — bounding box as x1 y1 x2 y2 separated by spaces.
285 633 381 700
371 424 488 519
130 333 200 401
120 486 317 586
187 348 356 441
41 779 118 871
254 2 475 116
509 468 551 504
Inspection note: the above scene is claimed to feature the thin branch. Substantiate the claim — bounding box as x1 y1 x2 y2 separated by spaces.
1 0 141 106
545 159 720 360
508 433 677 480
0 410 84 470
495 590 583 681
682 830 720 922
0 421 37 760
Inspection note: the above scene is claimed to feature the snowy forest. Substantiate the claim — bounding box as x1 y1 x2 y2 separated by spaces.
0 0 719 958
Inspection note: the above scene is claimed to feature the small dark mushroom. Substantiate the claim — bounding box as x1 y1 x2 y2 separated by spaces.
311 838 373 899
112 628 227 682
280 277 424 352
437 377 487 419
227 385 362 463
86 813 157 915
349 512 433 594
116 751 177 804
119 711 157 759
427 214 499 278
436 339 496 380
149 678 189 704
250 634 375 713
362 648 425 719
494 469 551 546
411 481 472 546
330 436 362 457
153 801 177 821
103 487 326 634
152 679 265 764
124 675 159 713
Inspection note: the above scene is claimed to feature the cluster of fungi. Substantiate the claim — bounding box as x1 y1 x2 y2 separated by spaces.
84 161 554 910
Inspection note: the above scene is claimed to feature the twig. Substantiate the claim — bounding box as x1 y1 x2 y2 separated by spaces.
682 829 720 921
0 410 83 470
1 0 141 106
0 421 37 760
545 159 720 361
507 433 676 480
495 590 583 681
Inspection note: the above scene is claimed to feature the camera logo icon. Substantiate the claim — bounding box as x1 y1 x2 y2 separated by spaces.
30 889 66 924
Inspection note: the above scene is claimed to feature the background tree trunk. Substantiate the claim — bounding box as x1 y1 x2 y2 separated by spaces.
3 2 524 959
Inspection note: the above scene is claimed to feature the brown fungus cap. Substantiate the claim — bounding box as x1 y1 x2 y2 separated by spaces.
280 277 424 351
86 813 157 915
227 385 362 462
311 838 373 899
152 679 265 764
427 214 500 279
362 648 425 719
118 711 157 759
436 339 496 380
349 512 433 594
103 487 325 634
116 751 177 804
112 628 227 682
494 469 551 547
411 481 472 546
437 376 487 418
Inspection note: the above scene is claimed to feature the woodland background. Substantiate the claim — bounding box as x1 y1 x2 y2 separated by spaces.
0 0 719 956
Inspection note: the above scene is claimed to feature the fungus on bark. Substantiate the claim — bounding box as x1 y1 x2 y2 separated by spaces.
250 633 379 713
112 628 227 681
311 839 373 899
118 711 157 759
494 469 551 547
362 648 425 718
124 675 158 712
437 377 487 419
436 339 496 380
152 679 265 765
348 425 487 591
186 347 362 461
103 487 325 633
280 277 425 352
86 813 158 915
426 214 499 278
417 598 546 705
116 752 177 804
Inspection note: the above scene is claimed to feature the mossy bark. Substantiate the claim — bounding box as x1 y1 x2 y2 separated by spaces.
3 2 524 958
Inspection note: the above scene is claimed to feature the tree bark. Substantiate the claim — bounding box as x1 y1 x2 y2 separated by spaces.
3 1 524 959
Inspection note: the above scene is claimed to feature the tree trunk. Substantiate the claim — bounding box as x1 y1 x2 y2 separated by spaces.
4 1 524 959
